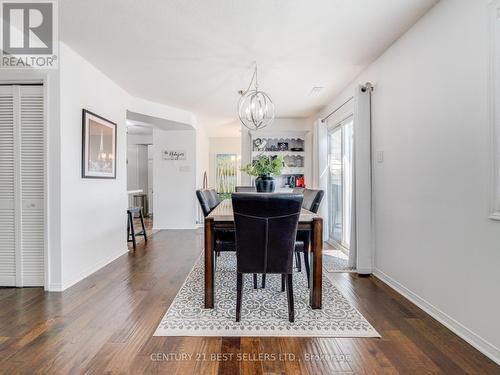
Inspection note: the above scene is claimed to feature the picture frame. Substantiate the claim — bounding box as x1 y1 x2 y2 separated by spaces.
81 109 117 179
277 142 288 151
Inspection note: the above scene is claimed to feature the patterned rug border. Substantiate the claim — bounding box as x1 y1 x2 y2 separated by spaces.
323 252 356 273
154 252 380 338
156 328 380 338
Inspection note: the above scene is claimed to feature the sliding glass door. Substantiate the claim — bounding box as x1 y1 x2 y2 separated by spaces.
328 118 353 250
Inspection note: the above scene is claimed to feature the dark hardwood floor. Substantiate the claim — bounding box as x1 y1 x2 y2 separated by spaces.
0 229 498 374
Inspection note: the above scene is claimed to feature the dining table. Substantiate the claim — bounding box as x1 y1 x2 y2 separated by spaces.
204 198 323 309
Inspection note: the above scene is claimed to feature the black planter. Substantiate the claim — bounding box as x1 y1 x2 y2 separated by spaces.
255 174 275 193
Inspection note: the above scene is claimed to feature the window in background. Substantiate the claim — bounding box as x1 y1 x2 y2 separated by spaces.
328 117 353 250
215 154 238 199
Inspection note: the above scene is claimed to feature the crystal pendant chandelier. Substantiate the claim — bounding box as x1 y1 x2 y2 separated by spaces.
238 62 275 131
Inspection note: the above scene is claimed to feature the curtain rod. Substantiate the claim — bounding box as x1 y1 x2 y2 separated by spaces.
321 82 373 123
321 96 353 123
0 83 43 86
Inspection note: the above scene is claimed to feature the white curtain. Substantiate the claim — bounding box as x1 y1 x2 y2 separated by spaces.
348 154 357 268
314 119 329 238
350 84 373 274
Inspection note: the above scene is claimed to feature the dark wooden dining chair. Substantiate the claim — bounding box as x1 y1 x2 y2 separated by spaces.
196 189 235 262
302 189 324 214
295 189 324 287
235 186 256 192
232 193 303 322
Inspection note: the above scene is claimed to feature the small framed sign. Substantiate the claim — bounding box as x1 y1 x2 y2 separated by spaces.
162 150 186 160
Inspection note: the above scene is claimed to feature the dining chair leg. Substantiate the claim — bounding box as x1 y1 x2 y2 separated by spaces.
139 210 147 241
281 274 285 292
286 273 295 322
128 211 136 250
261 273 266 288
303 251 311 289
253 274 258 289
127 212 131 242
295 252 302 272
236 273 243 322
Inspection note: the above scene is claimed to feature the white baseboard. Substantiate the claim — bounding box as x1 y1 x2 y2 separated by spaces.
374 269 500 366
60 248 129 291
47 283 63 292
356 267 373 275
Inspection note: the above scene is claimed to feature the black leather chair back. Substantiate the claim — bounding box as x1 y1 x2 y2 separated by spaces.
232 193 303 274
196 189 218 217
208 189 220 204
302 189 324 214
235 186 256 192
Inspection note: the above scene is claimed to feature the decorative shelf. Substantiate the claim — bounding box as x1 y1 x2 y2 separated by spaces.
252 151 305 157
247 130 308 188
281 167 305 174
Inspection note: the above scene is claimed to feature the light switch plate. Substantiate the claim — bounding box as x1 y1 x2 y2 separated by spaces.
376 151 384 163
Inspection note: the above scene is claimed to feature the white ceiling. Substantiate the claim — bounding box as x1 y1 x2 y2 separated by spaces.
61 0 438 136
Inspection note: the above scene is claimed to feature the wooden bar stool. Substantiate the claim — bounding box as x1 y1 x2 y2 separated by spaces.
127 207 147 250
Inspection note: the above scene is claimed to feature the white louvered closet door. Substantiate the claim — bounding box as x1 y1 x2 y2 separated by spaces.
0 86 16 285
19 86 45 286
0 85 45 287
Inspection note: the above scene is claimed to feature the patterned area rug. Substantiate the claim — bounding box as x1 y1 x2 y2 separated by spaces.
154 253 379 337
323 250 355 273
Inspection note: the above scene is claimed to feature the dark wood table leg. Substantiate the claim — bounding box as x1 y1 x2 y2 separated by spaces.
309 217 323 309
204 217 214 308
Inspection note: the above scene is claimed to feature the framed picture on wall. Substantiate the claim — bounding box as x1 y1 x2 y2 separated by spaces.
81 109 117 179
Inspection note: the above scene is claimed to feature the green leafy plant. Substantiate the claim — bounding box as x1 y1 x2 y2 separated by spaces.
241 155 284 177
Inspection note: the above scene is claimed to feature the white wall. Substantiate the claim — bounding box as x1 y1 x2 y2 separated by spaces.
127 134 151 198
0 44 199 290
127 133 153 146
313 0 500 363
127 144 149 209
59 43 129 289
209 137 241 188
127 145 139 190
196 124 210 189
56 43 199 289
153 129 197 229
128 96 196 129
51 43 200 291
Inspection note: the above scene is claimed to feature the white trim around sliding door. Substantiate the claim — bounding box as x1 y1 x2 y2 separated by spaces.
489 0 500 221
326 115 353 251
